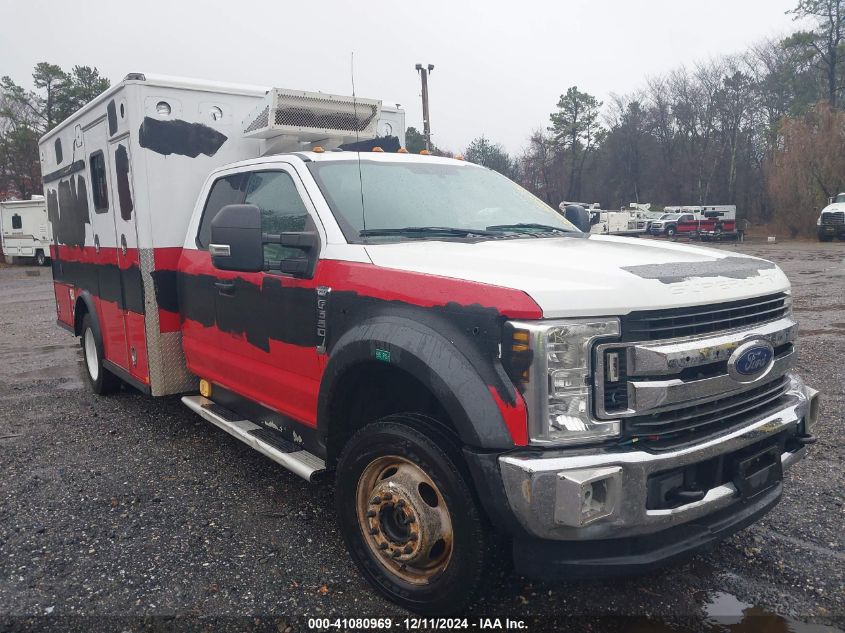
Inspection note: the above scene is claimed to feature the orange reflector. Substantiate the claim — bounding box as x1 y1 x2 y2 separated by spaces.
513 330 530 342
313 146 325 153
199 379 212 398
454 154 464 160
397 147 409 153
372 146 384 152
420 149 431 155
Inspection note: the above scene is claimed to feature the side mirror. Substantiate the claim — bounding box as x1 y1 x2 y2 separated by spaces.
210 204 264 272
563 204 591 233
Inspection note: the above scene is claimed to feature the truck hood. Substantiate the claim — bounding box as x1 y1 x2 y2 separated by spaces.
821 202 845 213
364 235 790 318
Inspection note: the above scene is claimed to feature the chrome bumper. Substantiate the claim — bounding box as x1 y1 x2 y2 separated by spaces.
499 374 819 541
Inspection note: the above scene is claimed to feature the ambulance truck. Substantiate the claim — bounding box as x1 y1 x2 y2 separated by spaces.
41 73 820 614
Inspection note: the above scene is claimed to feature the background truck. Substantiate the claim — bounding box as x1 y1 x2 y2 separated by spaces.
0 196 51 265
817 193 845 241
41 73 820 615
676 211 739 241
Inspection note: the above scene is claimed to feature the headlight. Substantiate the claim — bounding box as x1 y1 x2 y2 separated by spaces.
817 216 822 226
504 319 621 446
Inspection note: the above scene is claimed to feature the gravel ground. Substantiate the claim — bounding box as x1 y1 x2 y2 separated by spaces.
0 241 843 633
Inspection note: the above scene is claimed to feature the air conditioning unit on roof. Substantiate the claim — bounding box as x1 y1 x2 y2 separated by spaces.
242 88 381 146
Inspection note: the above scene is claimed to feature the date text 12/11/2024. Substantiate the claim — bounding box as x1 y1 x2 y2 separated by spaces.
307 618 528 630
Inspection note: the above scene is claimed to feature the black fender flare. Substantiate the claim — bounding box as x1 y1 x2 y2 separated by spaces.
73 291 100 337
317 315 519 450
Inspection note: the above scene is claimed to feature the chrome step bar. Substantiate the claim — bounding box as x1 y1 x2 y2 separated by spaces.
181 395 325 482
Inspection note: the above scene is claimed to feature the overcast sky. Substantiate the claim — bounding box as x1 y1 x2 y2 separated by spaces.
1 0 801 153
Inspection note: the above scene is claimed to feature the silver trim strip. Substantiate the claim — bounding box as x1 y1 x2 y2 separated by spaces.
627 348 795 414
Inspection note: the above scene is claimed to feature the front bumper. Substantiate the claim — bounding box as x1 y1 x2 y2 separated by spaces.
497 375 818 542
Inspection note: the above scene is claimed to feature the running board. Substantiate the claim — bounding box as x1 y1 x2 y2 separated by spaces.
181 395 325 482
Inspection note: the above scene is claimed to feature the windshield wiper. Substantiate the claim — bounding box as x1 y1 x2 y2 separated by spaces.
359 226 498 238
486 223 576 234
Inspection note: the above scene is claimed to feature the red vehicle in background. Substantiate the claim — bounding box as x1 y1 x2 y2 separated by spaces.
677 211 740 241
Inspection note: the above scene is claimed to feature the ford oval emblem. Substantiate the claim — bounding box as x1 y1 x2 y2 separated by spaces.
728 340 775 383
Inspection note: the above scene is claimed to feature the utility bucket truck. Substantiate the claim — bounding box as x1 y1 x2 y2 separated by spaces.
41 73 820 615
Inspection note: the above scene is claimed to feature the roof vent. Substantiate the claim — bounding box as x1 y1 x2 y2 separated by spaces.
242 88 381 144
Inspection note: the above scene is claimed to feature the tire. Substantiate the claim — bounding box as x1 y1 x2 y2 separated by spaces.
80 313 121 395
666 225 676 238
335 414 502 615
35 250 47 266
818 235 833 242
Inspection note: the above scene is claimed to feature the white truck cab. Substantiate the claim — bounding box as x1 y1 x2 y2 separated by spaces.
817 193 845 241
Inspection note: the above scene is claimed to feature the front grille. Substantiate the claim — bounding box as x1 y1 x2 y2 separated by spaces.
821 211 844 225
622 375 791 451
620 292 789 342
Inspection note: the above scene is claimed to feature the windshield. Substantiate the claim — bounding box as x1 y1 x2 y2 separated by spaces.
835 193 845 203
307 160 578 241
660 214 680 220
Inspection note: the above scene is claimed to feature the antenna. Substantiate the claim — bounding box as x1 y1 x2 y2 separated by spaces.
351 52 366 241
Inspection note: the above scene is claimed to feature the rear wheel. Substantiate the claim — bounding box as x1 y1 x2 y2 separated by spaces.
335 414 501 615
81 314 121 395
35 250 47 266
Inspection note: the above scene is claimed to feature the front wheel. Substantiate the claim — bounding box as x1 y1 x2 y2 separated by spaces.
666 226 676 238
81 314 121 395
335 414 500 615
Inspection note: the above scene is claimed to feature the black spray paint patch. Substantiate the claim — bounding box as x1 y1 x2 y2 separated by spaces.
174 271 515 405
622 256 776 284
107 100 118 136
138 117 227 158
52 259 145 314
47 175 90 247
114 144 134 221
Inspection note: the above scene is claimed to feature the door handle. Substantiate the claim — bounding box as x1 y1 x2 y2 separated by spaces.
214 280 235 295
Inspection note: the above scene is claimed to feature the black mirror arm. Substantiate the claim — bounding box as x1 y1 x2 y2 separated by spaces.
262 231 318 250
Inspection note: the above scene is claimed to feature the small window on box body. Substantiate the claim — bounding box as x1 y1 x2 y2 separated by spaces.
90 151 109 212
54 138 63 164
12 214 22 229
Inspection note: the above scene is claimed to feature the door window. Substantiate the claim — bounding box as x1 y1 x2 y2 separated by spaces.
196 173 248 248
90 151 109 213
243 171 310 264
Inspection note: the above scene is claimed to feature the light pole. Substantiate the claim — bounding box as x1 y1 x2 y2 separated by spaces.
415 63 434 151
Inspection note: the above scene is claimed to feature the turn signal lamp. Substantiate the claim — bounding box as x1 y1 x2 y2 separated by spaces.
397 147 409 153
454 154 464 161
312 146 325 153
420 149 431 155
199 379 213 398
372 146 384 152
504 328 533 387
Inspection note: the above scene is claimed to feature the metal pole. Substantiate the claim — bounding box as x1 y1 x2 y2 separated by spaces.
416 63 434 151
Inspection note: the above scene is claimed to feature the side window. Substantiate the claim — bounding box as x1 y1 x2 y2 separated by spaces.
243 171 311 264
90 151 109 213
196 173 247 248
11 214 22 230
55 138 63 164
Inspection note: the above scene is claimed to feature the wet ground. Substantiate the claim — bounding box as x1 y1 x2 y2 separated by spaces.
0 241 843 633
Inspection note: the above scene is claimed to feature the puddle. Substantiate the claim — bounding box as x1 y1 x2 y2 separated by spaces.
700 590 842 632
